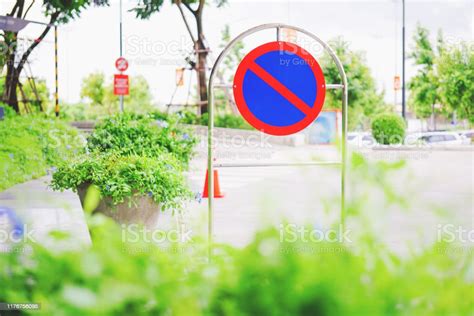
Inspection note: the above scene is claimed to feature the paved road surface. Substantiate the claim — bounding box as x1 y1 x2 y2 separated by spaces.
184 144 473 253
0 140 471 255
0 176 91 252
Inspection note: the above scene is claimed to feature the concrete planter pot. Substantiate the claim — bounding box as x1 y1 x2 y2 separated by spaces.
77 183 160 229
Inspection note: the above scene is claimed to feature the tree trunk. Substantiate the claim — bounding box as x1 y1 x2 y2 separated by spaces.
2 5 58 114
176 0 208 115
196 43 208 115
195 4 208 115
4 58 20 113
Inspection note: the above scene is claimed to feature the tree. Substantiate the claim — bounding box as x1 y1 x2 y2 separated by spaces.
408 25 444 129
219 25 244 82
80 72 106 106
79 72 155 116
0 76 50 113
130 0 226 115
214 24 244 114
321 38 386 130
21 78 50 112
437 42 474 124
104 75 154 114
1 0 107 113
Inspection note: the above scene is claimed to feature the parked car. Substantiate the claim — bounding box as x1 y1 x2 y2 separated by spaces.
408 131 467 146
457 130 474 144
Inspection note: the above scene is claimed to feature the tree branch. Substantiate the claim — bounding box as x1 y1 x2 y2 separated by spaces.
196 0 204 15
182 1 196 15
16 0 25 18
176 1 196 43
8 2 19 16
16 12 59 74
23 0 35 19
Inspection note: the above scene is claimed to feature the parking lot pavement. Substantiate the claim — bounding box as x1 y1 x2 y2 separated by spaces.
185 144 473 252
1 143 471 254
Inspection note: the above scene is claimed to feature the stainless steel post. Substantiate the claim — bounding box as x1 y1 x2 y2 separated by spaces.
119 0 124 112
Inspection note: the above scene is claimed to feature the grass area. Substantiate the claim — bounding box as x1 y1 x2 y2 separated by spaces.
0 114 85 191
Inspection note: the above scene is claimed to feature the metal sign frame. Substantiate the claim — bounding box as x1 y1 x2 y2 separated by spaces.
207 23 348 257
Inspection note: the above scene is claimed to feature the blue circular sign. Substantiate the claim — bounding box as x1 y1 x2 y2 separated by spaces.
233 41 326 136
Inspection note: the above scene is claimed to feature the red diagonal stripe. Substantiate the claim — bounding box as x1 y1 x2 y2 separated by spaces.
248 61 312 115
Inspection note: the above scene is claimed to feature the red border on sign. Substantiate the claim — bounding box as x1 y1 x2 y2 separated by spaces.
233 41 326 136
115 57 129 72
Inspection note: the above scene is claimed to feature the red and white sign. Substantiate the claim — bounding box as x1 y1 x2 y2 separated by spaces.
114 74 129 95
233 41 325 136
115 57 129 72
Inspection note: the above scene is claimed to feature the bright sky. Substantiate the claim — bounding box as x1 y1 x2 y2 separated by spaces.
1 0 472 108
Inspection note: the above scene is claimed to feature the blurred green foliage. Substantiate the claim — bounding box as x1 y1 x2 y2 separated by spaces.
0 214 471 315
321 38 388 130
409 24 473 125
175 110 252 130
371 114 406 145
62 73 157 121
408 25 441 120
3 151 474 315
0 114 85 190
0 77 51 114
437 42 474 124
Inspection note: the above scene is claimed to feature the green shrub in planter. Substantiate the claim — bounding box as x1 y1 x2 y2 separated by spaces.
51 152 192 210
86 114 197 166
371 113 406 145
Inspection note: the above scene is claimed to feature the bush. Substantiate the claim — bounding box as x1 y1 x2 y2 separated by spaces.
371 113 406 145
0 218 471 316
173 110 200 125
215 114 252 130
172 110 252 130
0 103 17 119
51 152 191 209
0 115 85 190
86 114 197 166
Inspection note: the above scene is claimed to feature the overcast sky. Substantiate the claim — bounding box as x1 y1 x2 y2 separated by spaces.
1 0 472 108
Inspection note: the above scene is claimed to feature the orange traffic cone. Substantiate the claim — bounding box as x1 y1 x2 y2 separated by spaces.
202 169 224 198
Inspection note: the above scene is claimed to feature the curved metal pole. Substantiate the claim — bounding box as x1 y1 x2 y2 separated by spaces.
207 23 348 258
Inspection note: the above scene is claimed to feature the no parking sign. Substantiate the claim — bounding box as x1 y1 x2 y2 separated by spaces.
233 41 326 136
